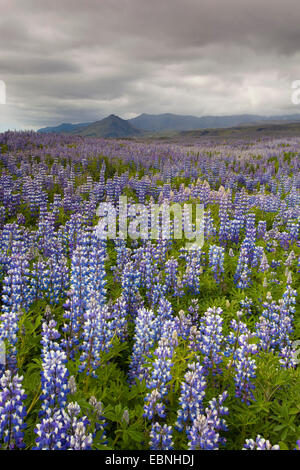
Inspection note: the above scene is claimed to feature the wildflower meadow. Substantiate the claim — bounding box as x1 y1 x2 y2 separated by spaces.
0 131 299 451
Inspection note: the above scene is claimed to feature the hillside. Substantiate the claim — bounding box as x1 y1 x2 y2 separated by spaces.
37 112 300 138
129 112 300 132
37 122 92 134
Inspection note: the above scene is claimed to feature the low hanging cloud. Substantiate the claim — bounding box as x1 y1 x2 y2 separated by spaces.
1 0 300 130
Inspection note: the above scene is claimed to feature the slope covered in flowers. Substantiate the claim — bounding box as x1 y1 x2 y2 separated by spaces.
0 131 299 450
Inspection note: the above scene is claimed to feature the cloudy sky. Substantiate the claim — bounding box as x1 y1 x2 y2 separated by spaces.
1 0 300 130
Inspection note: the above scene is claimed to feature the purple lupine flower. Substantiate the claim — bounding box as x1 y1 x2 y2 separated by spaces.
164 257 183 296
68 421 93 450
34 408 67 450
157 296 173 322
284 250 296 267
239 297 254 316
88 396 107 442
218 194 230 245
149 423 173 450
182 257 202 294
79 299 116 376
35 402 92 450
243 435 280 450
79 298 105 377
113 239 131 281
40 320 69 416
0 253 32 368
209 245 225 284
87 233 106 305
67 403 93 451
110 295 128 342
144 321 178 420
256 287 297 368
187 299 200 325
197 307 224 376
176 362 206 431
121 261 141 315
175 310 193 340
225 313 250 357
0 370 27 449
187 391 228 450
234 247 251 289
234 333 257 404
257 220 267 239
128 307 159 385
63 244 90 355
259 251 270 272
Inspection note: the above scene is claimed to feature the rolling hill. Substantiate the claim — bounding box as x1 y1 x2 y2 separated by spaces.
37 122 92 134
128 112 300 132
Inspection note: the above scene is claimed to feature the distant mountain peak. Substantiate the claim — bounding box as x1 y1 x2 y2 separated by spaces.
104 114 123 121
69 114 141 138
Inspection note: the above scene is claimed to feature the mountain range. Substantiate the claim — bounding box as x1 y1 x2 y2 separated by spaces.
37 112 300 138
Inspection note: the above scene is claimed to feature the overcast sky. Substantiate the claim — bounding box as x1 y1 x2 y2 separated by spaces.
1 0 300 130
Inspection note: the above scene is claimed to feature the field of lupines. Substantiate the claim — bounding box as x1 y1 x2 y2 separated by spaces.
0 130 299 451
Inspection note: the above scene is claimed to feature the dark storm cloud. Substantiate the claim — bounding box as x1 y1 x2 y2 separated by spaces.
1 0 300 130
